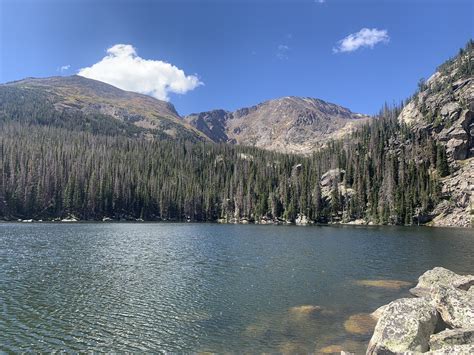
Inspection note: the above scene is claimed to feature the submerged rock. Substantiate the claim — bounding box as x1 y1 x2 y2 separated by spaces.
429 328 474 351
278 341 308 354
366 298 438 354
343 313 376 335
355 279 412 290
318 344 343 353
318 340 365 354
288 305 323 320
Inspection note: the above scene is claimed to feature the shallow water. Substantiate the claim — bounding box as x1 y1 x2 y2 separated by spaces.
1 223 473 352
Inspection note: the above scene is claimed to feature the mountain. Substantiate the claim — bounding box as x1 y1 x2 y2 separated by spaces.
0 41 471 227
0 75 206 141
185 96 371 154
397 40 473 227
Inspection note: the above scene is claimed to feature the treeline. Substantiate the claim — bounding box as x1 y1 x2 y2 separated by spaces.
2 42 469 224
0 106 446 224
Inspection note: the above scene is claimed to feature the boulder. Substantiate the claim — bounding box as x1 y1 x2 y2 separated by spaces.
431 285 474 329
424 344 474 354
429 328 474 351
410 267 474 298
366 298 438 354
370 304 389 321
295 214 310 225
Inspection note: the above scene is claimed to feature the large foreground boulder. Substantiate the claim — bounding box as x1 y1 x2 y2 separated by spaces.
366 298 438 354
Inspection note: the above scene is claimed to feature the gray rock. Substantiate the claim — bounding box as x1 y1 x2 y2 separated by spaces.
370 304 389 321
366 298 438 354
410 267 474 299
431 285 474 329
429 328 474 351
424 344 474 354
186 97 372 155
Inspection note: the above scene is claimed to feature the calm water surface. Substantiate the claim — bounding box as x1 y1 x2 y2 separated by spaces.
0 223 473 353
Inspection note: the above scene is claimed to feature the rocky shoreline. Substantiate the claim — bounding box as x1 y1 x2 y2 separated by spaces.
5 215 473 228
366 267 474 354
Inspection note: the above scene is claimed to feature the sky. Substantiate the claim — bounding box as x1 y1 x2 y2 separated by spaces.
0 0 472 116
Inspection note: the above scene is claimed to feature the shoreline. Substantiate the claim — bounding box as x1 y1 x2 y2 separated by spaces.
366 267 474 354
1 218 471 229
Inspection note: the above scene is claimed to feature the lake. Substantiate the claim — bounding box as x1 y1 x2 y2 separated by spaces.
0 223 473 353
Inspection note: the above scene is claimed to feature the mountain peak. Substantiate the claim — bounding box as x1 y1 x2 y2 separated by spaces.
185 96 372 154
1 75 209 141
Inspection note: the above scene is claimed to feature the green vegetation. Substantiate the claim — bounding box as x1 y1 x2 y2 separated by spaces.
0 103 441 224
1 41 470 225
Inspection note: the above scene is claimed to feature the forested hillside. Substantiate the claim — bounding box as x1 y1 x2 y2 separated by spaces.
0 76 206 141
0 106 444 224
0 42 471 225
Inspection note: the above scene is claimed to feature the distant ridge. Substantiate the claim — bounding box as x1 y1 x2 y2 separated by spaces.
185 96 372 154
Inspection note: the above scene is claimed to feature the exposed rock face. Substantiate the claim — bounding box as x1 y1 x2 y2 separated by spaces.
430 157 474 228
368 267 474 354
366 298 439 354
2 75 206 141
398 76 473 162
185 96 371 154
429 328 474 351
398 48 473 228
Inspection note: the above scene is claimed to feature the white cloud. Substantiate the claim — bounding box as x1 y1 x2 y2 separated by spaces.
333 28 389 53
315 0 325 3
277 44 290 60
78 44 202 101
58 64 70 73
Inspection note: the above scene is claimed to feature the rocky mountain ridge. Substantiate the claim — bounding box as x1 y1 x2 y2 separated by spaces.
397 43 473 227
1 75 207 141
185 96 372 154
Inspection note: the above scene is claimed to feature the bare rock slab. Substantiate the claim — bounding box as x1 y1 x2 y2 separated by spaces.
429 328 474 351
424 344 474 354
366 298 438 354
431 285 474 329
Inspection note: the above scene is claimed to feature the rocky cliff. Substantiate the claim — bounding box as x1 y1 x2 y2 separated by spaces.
185 96 371 154
398 42 473 227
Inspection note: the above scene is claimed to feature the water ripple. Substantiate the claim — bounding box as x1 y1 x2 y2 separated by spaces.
1 223 473 352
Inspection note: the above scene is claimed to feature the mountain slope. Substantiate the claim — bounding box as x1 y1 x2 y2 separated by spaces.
0 75 207 141
185 96 371 154
397 40 473 227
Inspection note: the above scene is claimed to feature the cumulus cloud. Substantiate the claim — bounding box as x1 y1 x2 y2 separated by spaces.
333 28 389 53
58 64 70 73
277 44 290 60
78 44 202 101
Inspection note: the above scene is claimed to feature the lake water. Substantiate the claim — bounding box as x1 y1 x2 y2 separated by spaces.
0 223 473 353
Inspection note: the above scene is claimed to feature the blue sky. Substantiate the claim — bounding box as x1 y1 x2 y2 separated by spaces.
1 0 472 116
